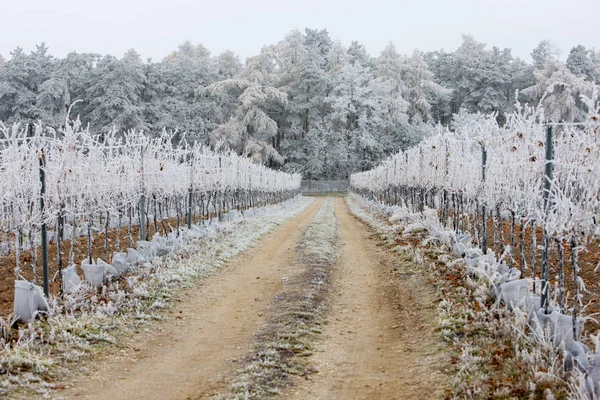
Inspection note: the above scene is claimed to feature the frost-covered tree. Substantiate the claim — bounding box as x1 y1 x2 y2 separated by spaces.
54 52 99 123
374 44 416 149
508 57 535 104
211 50 243 135
0 44 56 124
208 50 287 166
269 30 307 171
217 50 243 80
269 29 310 144
425 37 554 121
523 58 598 122
28 43 64 125
149 41 219 141
566 45 598 82
531 40 561 70
304 28 332 59
428 35 524 120
164 41 210 62
376 43 405 94
424 50 457 121
296 35 329 137
402 50 447 124
78 53 146 134
0 48 34 122
272 30 306 89
452 36 513 113
301 122 327 179
277 29 332 175
327 40 349 74
324 61 392 176
594 50 600 80
35 74 70 126
445 35 486 112
347 41 373 68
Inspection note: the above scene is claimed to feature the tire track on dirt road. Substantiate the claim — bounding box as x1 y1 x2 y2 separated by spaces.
286 197 448 400
62 197 324 400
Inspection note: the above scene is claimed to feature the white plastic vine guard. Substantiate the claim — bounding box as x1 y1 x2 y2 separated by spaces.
97 259 119 280
61 264 82 293
13 280 49 323
111 252 129 275
136 241 154 260
126 248 145 265
81 260 104 288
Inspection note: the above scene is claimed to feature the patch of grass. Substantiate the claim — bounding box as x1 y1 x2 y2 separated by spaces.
223 199 337 399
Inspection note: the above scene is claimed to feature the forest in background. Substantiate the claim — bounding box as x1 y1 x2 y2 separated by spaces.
0 29 598 179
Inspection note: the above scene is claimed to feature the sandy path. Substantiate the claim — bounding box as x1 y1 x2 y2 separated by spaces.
286 197 447 400
62 197 324 400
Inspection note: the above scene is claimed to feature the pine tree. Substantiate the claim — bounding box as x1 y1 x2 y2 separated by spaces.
208 50 287 166
531 40 560 70
78 53 146 134
523 58 597 122
374 43 412 149
155 41 219 142
347 41 373 68
217 50 243 80
0 44 56 124
566 45 597 81
402 50 446 124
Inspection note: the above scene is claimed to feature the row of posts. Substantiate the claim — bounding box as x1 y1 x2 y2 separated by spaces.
479 124 554 311
35 150 276 298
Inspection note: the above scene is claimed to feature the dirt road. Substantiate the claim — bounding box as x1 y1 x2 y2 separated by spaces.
62 197 447 400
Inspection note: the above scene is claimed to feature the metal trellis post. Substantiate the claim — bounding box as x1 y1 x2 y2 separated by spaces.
39 149 49 297
481 145 487 255
541 124 554 312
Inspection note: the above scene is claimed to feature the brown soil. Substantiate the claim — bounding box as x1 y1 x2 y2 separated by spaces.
59 198 325 399
457 213 600 335
285 198 448 400
1 211 226 318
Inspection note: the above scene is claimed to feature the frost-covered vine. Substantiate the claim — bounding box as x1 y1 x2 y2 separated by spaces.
0 121 301 281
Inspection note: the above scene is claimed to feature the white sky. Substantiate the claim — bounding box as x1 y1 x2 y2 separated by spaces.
1 0 598 62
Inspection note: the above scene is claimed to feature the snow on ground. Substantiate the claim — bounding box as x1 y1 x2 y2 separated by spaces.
0 195 314 398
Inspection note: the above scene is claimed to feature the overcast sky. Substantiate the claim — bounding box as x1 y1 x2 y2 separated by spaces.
1 0 598 63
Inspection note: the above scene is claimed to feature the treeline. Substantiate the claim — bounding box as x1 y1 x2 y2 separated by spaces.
0 30 598 178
